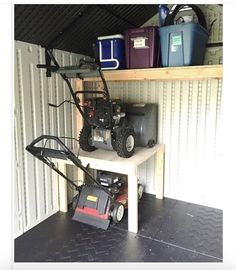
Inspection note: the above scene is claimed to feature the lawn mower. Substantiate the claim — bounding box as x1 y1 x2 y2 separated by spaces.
37 47 157 158
26 135 143 230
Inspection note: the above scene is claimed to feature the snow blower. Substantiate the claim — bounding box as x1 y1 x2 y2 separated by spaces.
37 47 157 158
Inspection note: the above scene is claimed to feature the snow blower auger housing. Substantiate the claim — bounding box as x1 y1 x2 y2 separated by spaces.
37 47 157 158
26 135 143 230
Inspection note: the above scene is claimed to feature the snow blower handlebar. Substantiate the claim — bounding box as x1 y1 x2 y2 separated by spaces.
37 49 88 124
26 135 113 197
37 46 110 121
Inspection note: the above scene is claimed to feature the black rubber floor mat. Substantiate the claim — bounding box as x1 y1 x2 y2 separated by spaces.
14 195 222 262
154 200 222 259
114 195 222 259
44 228 218 262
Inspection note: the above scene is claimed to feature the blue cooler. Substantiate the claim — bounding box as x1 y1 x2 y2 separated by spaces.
97 34 126 70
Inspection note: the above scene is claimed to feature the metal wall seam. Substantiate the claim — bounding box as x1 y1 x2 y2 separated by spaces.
29 62 39 222
215 79 222 155
38 46 50 215
14 116 22 236
16 47 30 230
47 74 55 211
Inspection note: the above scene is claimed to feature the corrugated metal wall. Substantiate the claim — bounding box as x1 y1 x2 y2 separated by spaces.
85 79 223 209
14 41 84 238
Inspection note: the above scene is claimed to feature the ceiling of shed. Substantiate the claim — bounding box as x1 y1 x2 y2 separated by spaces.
15 4 158 56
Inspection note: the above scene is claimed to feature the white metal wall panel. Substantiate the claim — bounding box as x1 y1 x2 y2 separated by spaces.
85 78 223 209
14 41 85 238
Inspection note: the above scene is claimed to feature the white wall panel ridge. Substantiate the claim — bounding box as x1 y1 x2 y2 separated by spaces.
14 41 85 238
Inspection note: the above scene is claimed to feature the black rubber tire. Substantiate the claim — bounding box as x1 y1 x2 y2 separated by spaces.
79 126 96 152
112 203 125 223
116 128 136 158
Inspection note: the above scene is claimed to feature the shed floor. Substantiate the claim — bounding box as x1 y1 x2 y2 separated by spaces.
14 194 222 262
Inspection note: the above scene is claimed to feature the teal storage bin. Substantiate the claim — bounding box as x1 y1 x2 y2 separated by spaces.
159 22 209 67
159 4 209 67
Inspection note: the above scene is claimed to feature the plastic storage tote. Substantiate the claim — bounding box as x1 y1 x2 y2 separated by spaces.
97 34 125 70
124 26 160 69
159 23 209 67
159 4 209 67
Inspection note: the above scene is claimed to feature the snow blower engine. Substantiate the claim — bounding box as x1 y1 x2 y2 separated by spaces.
80 97 136 158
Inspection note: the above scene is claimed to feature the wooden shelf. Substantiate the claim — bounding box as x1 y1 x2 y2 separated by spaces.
83 64 222 82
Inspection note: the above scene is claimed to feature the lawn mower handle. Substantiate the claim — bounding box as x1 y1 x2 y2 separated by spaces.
27 134 68 151
26 135 82 190
26 135 82 167
26 135 113 197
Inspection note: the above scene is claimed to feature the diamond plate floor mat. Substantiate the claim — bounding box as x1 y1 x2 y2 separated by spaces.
14 195 222 262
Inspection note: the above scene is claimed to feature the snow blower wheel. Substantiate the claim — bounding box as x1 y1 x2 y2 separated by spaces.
79 125 96 152
116 128 136 158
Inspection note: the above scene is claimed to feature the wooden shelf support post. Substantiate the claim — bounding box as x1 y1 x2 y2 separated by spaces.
75 79 84 186
155 144 165 199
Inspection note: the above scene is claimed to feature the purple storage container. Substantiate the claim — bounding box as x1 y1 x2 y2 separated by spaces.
124 26 160 69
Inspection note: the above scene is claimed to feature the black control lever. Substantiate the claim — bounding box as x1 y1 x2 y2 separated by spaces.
48 100 76 108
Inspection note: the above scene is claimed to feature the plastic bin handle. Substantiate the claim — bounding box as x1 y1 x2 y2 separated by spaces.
164 5 207 30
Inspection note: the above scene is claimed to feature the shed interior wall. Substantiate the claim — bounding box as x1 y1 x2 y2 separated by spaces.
14 41 85 238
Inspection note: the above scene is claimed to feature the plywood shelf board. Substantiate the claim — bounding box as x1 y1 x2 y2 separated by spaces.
83 65 222 82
